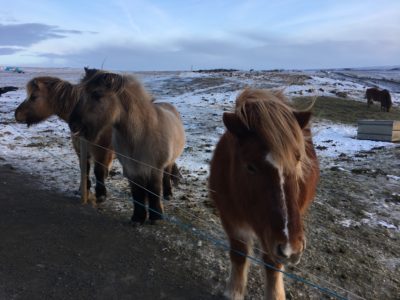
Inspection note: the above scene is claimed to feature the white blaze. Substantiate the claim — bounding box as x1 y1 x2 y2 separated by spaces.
265 153 289 240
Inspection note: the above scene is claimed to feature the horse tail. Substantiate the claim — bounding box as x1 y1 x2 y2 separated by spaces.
171 163 182 186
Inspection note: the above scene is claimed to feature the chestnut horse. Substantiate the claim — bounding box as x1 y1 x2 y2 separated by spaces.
365 87 392 112
14 72 114 204
209 89 319 299
69 70 185 224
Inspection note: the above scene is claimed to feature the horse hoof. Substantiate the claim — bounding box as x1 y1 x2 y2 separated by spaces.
149 213 164 223
130 221 143 227
131 215 146 225
96 195 106 204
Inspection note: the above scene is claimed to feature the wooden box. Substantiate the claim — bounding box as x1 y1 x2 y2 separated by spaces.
357 120 400 142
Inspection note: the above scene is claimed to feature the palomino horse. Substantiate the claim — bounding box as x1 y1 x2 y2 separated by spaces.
365 87 392 112
209 89 319 300
14 72 114 204
69 70 185 224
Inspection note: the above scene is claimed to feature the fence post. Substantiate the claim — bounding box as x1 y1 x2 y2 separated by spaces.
80 137 88 204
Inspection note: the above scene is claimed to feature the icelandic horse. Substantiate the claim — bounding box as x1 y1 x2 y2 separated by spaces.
209 89 319 299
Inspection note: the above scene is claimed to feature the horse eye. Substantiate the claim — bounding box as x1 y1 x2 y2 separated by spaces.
92 91 101 100
29 95 37 102
246 164 257 174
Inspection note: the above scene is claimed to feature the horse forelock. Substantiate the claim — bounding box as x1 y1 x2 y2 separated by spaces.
235 88 311 180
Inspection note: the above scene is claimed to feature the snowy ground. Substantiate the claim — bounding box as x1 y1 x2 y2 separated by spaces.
1 67 399 299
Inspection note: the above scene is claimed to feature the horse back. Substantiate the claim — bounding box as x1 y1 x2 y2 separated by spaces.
155 102 180 119
154 102 186 164
366 87 378 99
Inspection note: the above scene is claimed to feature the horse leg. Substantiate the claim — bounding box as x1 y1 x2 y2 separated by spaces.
73 137 91 203
148 173 164 224
94 162 107 203
79 158 91 204
162 165 173 201
224 227 253 300
93 150 113 203
130 180 147 225
263 253 285 300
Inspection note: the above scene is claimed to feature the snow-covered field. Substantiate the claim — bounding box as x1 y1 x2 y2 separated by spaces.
0 67 398 192
1 67 399 299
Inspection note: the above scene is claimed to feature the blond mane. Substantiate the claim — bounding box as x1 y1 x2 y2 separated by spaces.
27 77 80 119
235 88 312 180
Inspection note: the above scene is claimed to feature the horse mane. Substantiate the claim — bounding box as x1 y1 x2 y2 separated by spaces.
27 77 80 119
80 69 153 103
80 69 155 137
235 88 312 180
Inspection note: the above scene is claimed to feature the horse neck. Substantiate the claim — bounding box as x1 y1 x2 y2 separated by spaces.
49 82 79 121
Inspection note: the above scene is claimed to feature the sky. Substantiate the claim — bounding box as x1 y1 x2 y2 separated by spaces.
0 0 399 71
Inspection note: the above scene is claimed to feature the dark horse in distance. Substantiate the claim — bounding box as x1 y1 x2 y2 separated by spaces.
365 87 392 112
209 89 319 299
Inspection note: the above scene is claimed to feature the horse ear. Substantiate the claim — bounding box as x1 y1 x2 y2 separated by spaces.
223 112 249 138
293 111 311 129
105 74 124 92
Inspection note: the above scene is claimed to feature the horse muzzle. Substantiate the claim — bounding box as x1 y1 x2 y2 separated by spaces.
15 108 26 123
274 239 306 265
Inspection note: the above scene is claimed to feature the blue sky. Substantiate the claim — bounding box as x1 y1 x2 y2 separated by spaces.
0 0 399 71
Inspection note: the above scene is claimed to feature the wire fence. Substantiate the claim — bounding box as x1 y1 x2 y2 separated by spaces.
7 122 370 300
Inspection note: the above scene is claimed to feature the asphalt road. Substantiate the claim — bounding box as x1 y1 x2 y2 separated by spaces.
0 164 223 300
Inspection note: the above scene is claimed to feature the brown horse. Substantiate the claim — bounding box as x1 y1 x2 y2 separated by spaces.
209 89 319 299
365 87 392 112
14 73 114 204
69 70 185 224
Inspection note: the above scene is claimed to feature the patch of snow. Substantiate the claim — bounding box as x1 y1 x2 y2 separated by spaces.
377 221 398 230
312 123 393 158
338 219 355 228
387 175 400 181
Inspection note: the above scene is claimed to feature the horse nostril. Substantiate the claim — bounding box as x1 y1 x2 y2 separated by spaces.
277 244 289 259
